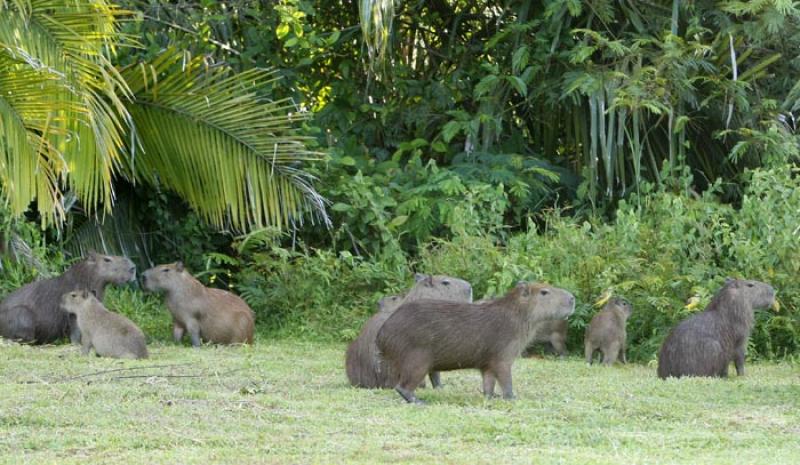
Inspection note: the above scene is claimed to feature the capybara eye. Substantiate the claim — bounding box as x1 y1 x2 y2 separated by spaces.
103 257 111 263
540 289 549 295
746 283 754 288
442 281 450 286
162 268 169 273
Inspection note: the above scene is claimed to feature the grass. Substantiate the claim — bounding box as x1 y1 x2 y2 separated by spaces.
0 338 798 465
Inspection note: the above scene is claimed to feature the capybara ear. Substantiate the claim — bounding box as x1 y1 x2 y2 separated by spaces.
516 280 526 288
90 289 97 297
175 261 185 272
87 251 99 263
725 277 740 288
414 273 430 284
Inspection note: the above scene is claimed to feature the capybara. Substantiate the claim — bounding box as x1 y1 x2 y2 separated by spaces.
584 298 633 365
345 274 473 389
377 282 575 403
0 252 136 344
60 290 148 359
141 262 254 346
657 279 775 379
526 319 569 357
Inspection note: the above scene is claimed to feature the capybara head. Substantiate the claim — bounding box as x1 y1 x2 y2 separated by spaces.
721 278 776 309
86 252 136 284
141 262 187 293
60 289 97 316
378 295 404 313
513 281 575 320
411 273 473 302
606 297 633 318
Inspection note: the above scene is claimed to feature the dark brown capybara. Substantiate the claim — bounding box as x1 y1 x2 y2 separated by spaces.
377 282 575 404
141 262 254 346
584 297 633 365
657 279 775 379
61 290 148 359
0 252 136 344
345 274 473 389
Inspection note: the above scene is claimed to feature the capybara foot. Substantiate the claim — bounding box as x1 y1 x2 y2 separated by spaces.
395 386 423 404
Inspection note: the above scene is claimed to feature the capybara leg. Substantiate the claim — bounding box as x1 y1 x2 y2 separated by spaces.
80 340 92 356
584 343 595 365
429 371 442 389
493 363 515 400
734 345 746 376
395 386 424 405
602 342 620 366
621 342 627 364
481 370 496 398
184 320 201 347
69 315 82 345
2 306 35 342
551 335 567 358
172 320 185 343
395 351 430 404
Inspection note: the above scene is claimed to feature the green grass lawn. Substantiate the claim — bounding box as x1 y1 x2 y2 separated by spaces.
1 339 798 465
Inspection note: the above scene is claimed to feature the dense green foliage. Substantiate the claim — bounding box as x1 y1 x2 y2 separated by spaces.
1 1 800 359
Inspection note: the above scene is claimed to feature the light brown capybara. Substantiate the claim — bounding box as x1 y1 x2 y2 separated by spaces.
377 282 575 403
584 298 633 365
60 290 148 359
345 274 473 389
658 279 775 379
0 252 136 344
141 262 254 346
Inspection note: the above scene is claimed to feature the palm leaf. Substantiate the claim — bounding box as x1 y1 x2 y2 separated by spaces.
121 51 328 232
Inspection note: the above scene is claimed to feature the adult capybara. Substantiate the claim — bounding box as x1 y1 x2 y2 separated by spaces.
61 290 148 359
377 282 575 403
141 262 254 346
584 298 633 365
0 252 136 344
657 279 775 379
345 274 473 389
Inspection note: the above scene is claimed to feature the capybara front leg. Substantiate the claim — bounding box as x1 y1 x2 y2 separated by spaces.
80 340 92 356
429 371 442 389
184 320 201 347
481 370 496 398
734 344 746 376
621 341 627 364
493 363 515 400
69 315 81 345
172 320 186 343
551 335 567 358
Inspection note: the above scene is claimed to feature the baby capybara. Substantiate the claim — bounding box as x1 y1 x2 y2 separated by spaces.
0 252 136 344
345 274 473 389
61 290 148 359
584 298 633 365
657 279 775 379
141 262 254 346
377 282 575 403
526 320 568 357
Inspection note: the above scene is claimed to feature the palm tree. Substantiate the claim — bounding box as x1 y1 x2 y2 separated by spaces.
0 0 326 232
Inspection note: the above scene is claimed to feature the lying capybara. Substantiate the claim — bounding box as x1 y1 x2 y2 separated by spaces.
61 290 148 359
0 252 135 344
377 282 575 403
345 274 473 389
658 279 775 379
141 262 254 346
584 298 633 365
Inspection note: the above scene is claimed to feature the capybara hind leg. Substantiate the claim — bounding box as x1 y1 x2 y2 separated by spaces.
621 342 627 364
481 370 496 398
602 342 620 366
585 343 595 365
429 371 442 389
2 306 35 342
734 344 746 376
395 351 430 404
492 362 515 400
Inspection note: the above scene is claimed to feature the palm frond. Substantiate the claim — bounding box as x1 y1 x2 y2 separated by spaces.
121 51 328 232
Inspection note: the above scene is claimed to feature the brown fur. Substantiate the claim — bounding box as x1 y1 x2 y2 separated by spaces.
345 274 473 389
141 262 254 346
61 290 148 359
527 320 569 357
584 298 633 366
376 282 575 403
0 252 136 344
658 279 775 379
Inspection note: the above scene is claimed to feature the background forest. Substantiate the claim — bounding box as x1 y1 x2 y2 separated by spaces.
1 0 799 361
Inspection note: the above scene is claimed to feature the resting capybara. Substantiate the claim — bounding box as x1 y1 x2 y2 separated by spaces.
377 282 575 403
141 262 254 346
584 298 633 365
657 279 775 379
61 290 148 359
345 274 473 389
0 252 136 344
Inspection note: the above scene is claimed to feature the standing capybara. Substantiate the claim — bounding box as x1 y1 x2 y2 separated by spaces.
525 320 569 357
584 298 633 365
657 279 775 379
61 290 148 359
345 274 473 389
377 282 575 403
141 262 254 346
0 252 136 344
